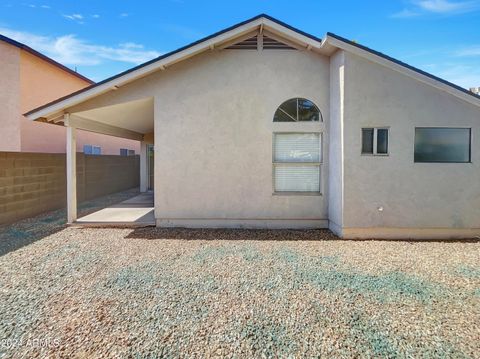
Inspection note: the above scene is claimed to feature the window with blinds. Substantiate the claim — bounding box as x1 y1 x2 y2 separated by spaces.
273 133 321 193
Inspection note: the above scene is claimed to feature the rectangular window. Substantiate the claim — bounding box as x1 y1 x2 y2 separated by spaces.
273 133 321 193
120 148 128 156
83 145 93 154
362 128 389 155
128 149 135 156
414 127 471 163
92 146 102 155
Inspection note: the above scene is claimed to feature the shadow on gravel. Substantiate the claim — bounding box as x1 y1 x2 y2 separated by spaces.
125 227 480 243
0 211 68 257
125 227 338 241
0 188 140 257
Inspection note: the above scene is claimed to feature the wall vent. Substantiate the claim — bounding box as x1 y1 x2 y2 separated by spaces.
262 35 295 49
225 34 296 50
225 36 258 49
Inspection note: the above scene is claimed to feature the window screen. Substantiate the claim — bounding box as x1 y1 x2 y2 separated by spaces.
414 128 471 163
273 133 321 193
274 165 320 192
274 133 321 162
377 129 388 154
361 128 389 155
362 129 374 154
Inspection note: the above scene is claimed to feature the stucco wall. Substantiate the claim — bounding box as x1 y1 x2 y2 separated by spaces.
152 49 330 227
0 42 21 151
328 50 345 234
342 52 480 232
62 49 330 227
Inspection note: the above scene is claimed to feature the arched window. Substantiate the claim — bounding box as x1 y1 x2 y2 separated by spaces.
273 98 321 122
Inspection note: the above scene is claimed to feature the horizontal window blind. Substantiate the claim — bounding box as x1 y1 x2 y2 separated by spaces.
273 133 321 193
274 165 320 192
274 133 321 162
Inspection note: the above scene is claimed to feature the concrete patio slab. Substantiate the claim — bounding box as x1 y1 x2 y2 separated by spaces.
75 192 154 226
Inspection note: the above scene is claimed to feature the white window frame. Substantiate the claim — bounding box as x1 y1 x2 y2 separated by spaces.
272 132 322 195
361 127 389 156
414 127 472 163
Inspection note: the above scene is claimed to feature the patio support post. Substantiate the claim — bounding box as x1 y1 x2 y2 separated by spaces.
66 114 77 223
140 141 147 192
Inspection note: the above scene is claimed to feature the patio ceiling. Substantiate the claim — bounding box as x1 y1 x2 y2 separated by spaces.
73 97 154 135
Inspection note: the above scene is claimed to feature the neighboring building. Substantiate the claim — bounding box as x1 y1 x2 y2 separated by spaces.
25 15 480 239
0 34 139 155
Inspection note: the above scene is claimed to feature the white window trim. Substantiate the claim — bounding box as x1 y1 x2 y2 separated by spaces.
361 127 389 156
414 126 472 164
272 132 322 195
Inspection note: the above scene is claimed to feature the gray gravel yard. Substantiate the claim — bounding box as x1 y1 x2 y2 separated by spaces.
0 227 479 358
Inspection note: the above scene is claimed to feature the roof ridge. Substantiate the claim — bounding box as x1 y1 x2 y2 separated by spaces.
24 13 322 116
23 15 480 118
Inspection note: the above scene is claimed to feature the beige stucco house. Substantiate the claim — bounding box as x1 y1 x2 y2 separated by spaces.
25 15 480 239
0 34 139 155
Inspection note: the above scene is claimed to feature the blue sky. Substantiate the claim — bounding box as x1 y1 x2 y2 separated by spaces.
1 0 479 88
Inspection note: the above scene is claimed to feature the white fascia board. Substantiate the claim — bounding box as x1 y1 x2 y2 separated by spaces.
25 16 325 122
261 18 322 48
323 35 480 108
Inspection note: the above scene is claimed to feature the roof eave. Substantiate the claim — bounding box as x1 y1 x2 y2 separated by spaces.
322 32 480 106
0 34 94 84
24 15 323 121
25 15 480 121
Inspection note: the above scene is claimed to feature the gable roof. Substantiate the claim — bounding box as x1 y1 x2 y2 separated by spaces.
0 34 94 84
24 14 322 119
24 14 480 120
324 32 480 103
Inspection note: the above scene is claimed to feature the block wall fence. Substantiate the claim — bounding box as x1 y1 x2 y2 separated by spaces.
0 152 139 225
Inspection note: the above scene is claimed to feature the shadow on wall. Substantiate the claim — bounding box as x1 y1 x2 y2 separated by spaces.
0 188 140 257
125 227 480 243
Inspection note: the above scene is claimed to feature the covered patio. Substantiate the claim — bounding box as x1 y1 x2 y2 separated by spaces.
31 96 155 225
64 97 154 224
76 192 155 226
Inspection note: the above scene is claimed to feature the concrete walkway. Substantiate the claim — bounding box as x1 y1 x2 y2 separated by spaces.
75 192 155 226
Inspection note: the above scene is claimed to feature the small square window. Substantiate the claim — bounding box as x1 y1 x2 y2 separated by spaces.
120 148 128 156
362 128 389 156
128 149 135 156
